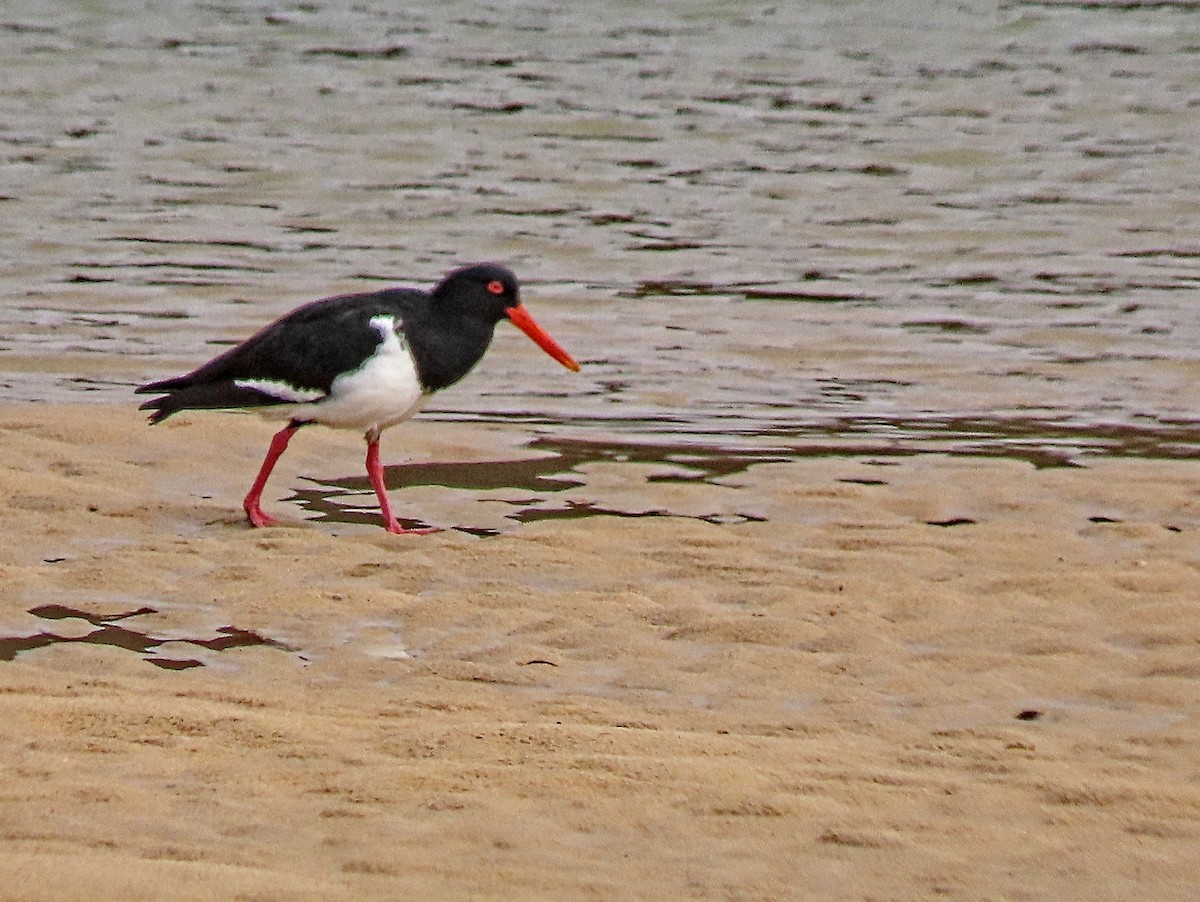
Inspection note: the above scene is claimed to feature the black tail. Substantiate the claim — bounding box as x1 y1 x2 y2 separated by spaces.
136 394 180 425
136 377 291 424
135 376 193 424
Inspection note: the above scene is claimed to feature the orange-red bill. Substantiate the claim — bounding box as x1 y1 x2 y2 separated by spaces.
506 303 580 372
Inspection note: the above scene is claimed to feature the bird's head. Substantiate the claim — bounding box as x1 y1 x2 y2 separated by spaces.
435 263 579 372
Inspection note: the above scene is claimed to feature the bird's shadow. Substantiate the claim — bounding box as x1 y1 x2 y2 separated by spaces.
286 435 775 536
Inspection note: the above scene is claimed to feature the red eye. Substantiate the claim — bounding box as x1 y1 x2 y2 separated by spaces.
486 280 505 296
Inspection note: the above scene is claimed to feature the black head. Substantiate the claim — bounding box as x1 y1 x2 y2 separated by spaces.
433 263 521 322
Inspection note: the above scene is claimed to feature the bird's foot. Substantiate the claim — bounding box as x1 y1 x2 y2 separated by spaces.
244 502 280 528
383 518 441 536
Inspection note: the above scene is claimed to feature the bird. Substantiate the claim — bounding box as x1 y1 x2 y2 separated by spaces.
136 263 579 533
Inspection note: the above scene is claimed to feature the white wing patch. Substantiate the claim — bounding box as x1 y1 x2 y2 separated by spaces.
234 378 326 403
255 314 428 434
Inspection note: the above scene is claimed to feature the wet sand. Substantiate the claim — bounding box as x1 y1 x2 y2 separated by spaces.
4 0 1200 897
1 403 1199 900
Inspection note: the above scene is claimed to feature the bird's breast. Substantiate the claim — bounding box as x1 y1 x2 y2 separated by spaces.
272 314 429 433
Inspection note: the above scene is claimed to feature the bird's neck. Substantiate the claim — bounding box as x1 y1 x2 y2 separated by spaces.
406 312 496 392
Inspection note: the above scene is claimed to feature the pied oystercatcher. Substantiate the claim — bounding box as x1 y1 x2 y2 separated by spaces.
136 263 579 533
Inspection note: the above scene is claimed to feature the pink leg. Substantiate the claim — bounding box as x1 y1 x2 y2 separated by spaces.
243 423 301 527
366 438 439 535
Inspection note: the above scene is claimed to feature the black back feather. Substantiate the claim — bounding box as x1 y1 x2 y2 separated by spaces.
135 265 520 424
136 289 426 422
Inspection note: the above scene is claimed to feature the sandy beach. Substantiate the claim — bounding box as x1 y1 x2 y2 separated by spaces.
4 0 1200 897
0 403 1197 899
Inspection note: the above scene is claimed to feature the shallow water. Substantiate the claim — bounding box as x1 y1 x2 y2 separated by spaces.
2 0 1199 463
0 603 295 670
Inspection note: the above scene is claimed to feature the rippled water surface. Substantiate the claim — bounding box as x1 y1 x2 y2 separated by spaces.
3 0 1199 461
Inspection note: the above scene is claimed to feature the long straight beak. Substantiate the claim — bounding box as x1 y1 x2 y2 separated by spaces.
506 304 580 372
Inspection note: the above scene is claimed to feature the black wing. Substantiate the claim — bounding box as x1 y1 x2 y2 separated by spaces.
136 288 424 423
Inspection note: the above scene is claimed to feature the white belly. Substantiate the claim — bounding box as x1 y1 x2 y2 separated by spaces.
257 314 429 434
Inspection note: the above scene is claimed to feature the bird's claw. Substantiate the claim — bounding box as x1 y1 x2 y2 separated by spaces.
244 504 279 528
384 519 441 536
